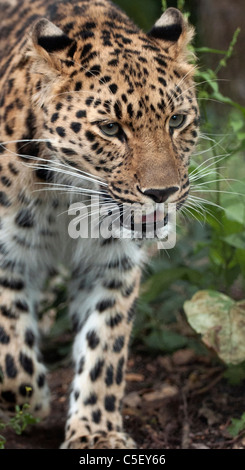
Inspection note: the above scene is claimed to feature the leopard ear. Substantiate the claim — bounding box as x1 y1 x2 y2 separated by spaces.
28 18 76 75
28 19 77 105
148 8 194 61
32 18 74 53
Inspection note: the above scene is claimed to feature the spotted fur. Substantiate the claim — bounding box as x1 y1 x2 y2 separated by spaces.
0 0 199 448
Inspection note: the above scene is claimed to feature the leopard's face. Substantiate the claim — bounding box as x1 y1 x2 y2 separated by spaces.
30 9 199 234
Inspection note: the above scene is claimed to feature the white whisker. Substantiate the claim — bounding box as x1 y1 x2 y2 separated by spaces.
179 205 205 226
33 183 107 196
0 138 107 187
191 178 239 187
188 194 225 211
189 168 226 182
0 138 50 146
25 160 107 187
191 189 244 196
57 200 116 217
189 154 229 178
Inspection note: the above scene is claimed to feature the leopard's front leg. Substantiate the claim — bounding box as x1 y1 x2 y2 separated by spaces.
61 242 144 449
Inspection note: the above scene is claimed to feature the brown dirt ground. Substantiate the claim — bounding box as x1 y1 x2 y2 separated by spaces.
2 346 245 450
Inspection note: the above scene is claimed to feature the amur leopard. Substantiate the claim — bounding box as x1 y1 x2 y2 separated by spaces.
0 0 199 448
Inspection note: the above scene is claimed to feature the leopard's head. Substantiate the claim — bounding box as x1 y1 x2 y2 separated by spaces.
28 6 199 237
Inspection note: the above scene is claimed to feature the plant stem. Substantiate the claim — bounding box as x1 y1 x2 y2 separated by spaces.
215 28 241 75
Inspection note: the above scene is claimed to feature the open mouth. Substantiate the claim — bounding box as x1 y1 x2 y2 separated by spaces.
100 190 173 237
119 206 168 233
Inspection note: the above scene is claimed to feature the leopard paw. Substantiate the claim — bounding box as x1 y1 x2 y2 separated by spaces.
60 431 136 449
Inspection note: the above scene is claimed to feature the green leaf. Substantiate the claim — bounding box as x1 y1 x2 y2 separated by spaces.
210 92 245 114
230 117 245 133
177 0 185 10
141 267 201 302
236 249 245 278
222 233 245 250
224 202 245 224
224 363 245 385
209 247 224 267
227 413 245 437
144 330 188 352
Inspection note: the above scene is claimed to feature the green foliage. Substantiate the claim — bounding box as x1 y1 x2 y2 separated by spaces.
227 412 245 437
189 26 245 292
224 363 245 385
0 435 5 449
0 404 40 449
144 329 188 352
114 0 161 30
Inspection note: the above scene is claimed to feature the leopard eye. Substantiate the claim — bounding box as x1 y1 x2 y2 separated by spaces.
169 114 186 130
99 122 120 136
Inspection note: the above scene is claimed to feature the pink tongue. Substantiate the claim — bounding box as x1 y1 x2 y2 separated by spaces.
141 211 157 224
140 208 166 224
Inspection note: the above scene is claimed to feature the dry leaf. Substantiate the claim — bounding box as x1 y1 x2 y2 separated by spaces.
184 290 245 365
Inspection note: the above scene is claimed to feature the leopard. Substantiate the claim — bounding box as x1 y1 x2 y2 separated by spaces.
0 0 199 449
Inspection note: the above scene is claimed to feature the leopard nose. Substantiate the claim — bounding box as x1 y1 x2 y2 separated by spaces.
143 186 179 203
